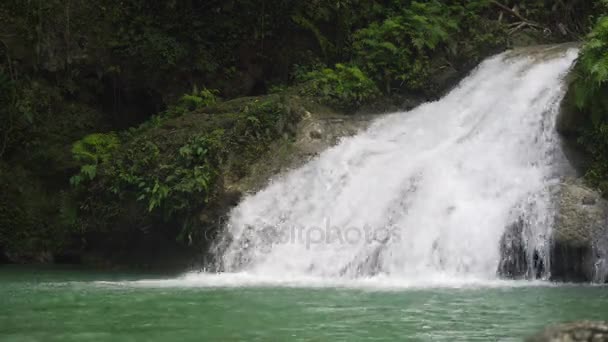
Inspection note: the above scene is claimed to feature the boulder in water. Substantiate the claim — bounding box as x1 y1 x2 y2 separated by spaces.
526 321 608 342
551 179 608 283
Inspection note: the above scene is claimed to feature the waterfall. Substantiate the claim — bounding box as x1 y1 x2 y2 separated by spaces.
212 45 579 283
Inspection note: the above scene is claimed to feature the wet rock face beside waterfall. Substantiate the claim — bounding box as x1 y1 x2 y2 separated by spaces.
498 179 608 282
498 218 529 279
527 321 608 342
497 218 546 280
230 109 379 195
551 179 608 283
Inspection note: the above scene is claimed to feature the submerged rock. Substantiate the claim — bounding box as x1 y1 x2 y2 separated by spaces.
527 321 608 342
551 179 608 283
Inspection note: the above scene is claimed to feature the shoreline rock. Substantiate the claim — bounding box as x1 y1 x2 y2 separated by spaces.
527 321 608 342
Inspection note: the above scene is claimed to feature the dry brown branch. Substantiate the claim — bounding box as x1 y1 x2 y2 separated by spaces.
490 0 548 34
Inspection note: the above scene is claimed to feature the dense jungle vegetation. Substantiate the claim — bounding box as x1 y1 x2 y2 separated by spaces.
569 0 608 198
0 0 606 267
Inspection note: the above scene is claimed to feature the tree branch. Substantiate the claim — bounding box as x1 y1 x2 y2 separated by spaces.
491 1 527 22
490 0 547 31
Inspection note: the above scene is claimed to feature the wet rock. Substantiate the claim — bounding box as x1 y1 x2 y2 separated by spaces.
556 86 594 177
309 129 323 140
509 28 550 48
429 65 459 93
498 218 528 278
556 87 586 139
498 214 546 280
551 179 608 283
340 244 385 277
527 321 608 342
233 108 377 193
583 195 597 206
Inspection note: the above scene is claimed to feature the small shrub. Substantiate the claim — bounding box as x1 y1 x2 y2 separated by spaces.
268 84 287 94
70 133 120 186
573 16 608 124
352 0 460 93
74 96 298 239
91 129 225 221
572 15 608 197
177 88 219 111
301 64 380 111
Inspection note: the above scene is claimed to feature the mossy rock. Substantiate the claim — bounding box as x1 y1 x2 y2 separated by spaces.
551 179 608 282
557 87 588 138
75 94 305 257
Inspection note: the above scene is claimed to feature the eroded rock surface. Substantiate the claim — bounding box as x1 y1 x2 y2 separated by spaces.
527 321 608 342
552 179 608 282
498 179 608 283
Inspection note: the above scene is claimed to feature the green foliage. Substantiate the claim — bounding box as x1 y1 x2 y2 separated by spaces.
352 1 462 92
571 14 608 197
72 133 120 165
301 64 380 110
224 99 296 177
177 88 219 111
117 87 221 142
346 0 505 94
3 0 598 263
105 130 223 217
73 95 298 244
268 84 288 94
292 60 327 83
573 17 608 123
70 133 120 186
292 14 336 60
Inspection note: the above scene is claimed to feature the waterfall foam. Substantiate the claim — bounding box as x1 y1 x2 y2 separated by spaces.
212 45 579 283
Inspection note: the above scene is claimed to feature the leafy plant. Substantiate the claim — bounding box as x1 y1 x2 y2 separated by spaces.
268 84 288 94
352 0 461 93
301 64 380 110
571 15 608 197
177 87 220 111
70 133 120 186
573 16 608 124
100 129 224 220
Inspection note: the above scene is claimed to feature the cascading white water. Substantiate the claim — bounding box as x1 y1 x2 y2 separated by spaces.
213 46 579 283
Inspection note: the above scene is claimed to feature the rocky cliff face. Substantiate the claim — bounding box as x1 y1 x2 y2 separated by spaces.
498 179 608 283
230 109 379 195
497 64 608 283
551 179 608 282
498 218 533 279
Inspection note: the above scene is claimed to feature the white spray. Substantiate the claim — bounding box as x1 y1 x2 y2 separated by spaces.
214 46 579 284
